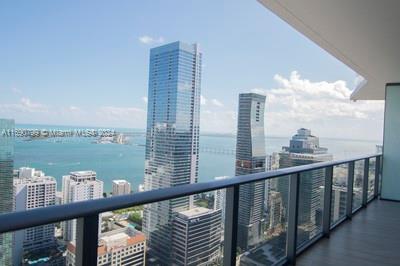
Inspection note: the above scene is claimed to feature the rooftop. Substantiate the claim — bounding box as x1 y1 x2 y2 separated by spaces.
112 179 129 184
67 227 146 256
178 207 213 218
70 170 96 176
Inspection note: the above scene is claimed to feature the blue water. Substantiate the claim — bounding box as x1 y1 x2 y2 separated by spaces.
13 125 380 192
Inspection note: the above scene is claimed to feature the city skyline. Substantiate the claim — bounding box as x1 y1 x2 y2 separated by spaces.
0 1 384 140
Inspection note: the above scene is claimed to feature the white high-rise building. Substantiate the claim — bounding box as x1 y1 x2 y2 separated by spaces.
13 167 57 265
62 171 103 241
112 179 131 196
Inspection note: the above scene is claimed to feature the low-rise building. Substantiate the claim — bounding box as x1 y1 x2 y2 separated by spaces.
66 227 146 266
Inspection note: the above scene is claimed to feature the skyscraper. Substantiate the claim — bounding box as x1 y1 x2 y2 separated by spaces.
143 41 202 264
277 129 332 232
13 168 57 265
62 171 103 242
235 93 266 250
0 119 14 266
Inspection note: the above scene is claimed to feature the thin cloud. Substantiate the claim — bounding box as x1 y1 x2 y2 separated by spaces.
95 106 147 128
142 96 148 104
0 98 48 113
138 35 165 45
69 106 80 112
200 95 223 107
200 109 236 134
11 87 22 95
211 99 224 107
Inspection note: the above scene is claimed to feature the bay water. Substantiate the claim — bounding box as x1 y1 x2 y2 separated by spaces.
13 125 380 192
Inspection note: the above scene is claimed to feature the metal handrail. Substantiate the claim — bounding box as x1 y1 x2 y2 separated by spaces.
0 153 380 234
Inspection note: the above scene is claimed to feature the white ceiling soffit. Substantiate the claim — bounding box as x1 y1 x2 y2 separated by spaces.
258 0 400 100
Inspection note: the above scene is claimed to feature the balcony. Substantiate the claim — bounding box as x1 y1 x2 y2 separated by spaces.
0 153 390 265
2 1 400 265
297 199 400 266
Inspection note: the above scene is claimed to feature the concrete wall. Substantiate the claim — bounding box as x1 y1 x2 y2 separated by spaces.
381 84 400 201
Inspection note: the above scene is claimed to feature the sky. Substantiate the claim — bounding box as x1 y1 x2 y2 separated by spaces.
0 0 384 141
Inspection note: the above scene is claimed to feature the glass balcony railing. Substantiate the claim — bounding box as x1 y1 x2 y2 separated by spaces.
237 175 289 265
330 163 348 226
0 154 382 266
352 160 365 211
368 157 376 201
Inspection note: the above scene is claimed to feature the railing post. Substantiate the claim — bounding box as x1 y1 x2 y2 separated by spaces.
223 185 240 266
323 166 333 237
286 173 300 265
362 158 369 206
75 214 99 266
374 156 381 198
346 161 355 219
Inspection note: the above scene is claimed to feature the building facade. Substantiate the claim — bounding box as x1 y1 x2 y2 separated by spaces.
235 93 266 250
66 227 146 266
112 179 131 196
172 207 221 266
13 168 57 265
0 119 14 265
330 185 347 222
62 171 103 242
277 129 333 233
143 41 202 264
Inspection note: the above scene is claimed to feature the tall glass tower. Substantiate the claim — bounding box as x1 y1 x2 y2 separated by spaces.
0 119 14 265
235 93 266 250
143 41 201 264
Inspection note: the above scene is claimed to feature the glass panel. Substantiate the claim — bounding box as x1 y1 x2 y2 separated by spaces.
296 168 325 248
3 220 70 266
331 164 348 225
98 206 147 266
368 158 376 200
139 191 224 266
352 160 365 211
238 176 289 265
